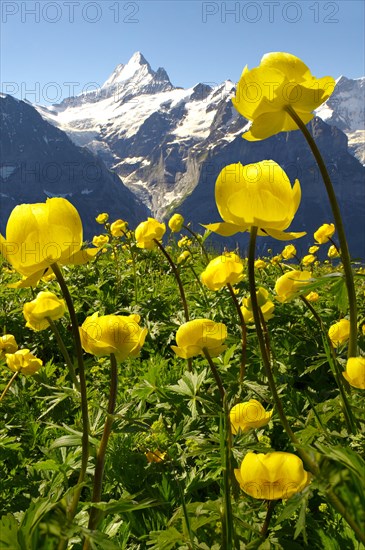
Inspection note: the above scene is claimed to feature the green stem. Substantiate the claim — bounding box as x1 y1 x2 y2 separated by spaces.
85 353 118 541
248 229 364 542
46 317 80 391
202 347 225 404
123 231 139 304
112 244 121 296
325 488 365 545
285 106 357 358
154 239 192 371
221 397 234 550
0 370 19 402
260 500 277 538
226 283 247 383
247 228 318 472
176 480 195 549
183 224 210 264
300 297 357 434
51 263 89 531
154 239 189 322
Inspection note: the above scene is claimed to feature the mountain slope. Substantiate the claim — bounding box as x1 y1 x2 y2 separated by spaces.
180 116 365 258
0 93 148 238
36 54 364 219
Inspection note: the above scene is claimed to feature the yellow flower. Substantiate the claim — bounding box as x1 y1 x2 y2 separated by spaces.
305 291 319 302
6 349 43 376
92 234 109 248
42 273 56 282
110 219 128 237
232 52 335 141
328 319 350 347
23 291 66 331
275 270 312 302
0 198 98 288
80 313 147 361
271 255 282 265
254 259 267 269
171 319 227 359
302 254 316 266
241 301 275 324
309 245 319 254
342 357 365 390
177 250 191 264
328 245 340 258
145 450 166 463
200 252 244 291
281 244 296 260
241 287 275 324
0 334 18 357
314 223 335 244
135 218 166 249
203 161 305 241
177 236 192 248
235 451 310 500
230 400 272 434
95 213 109 224
168 213 184 232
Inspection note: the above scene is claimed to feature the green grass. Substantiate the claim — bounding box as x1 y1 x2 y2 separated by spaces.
0 233 364 550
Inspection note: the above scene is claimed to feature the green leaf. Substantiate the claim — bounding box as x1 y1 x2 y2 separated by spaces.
315 443 365 481
331 277 348 314
0 514 21 550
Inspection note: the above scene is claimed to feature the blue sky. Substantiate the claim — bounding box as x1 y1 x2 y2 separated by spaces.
1 0 364 104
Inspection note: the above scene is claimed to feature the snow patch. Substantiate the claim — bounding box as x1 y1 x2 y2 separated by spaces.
0 165 17 179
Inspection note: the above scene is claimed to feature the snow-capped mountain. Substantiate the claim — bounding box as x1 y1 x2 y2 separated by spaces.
36 53 364 219
0 93 148 238
315 76 365 163
36 52 241 216
2 53 364 257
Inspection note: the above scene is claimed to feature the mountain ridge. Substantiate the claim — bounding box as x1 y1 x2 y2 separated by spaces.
1 53 364 257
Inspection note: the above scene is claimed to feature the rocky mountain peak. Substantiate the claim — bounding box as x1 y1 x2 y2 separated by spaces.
102 51 151 88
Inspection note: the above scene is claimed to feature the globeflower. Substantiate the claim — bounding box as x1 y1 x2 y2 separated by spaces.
145 450 166 463
275 270 312 302
241 287 275 324
342 357 365 390
6 349 43 376
23 291 66 331
281 244 296 260
177 250 191 264
254 259 267 269
328 245 340 258
110 219 128 237
0 334 18 357
92 235 109 248
171 319 227 359
309 245 319 254
203 161 305 241
235 451 311 500
200 252 244 291
230 400 272 434
95 213 109 224
135 218 166 249
80 313 147 361
168 213 184 233
302 254 316 266
0 198 98 287
232 52 335 141
305 291 319 302
328 319 350 347
314 223 335 244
